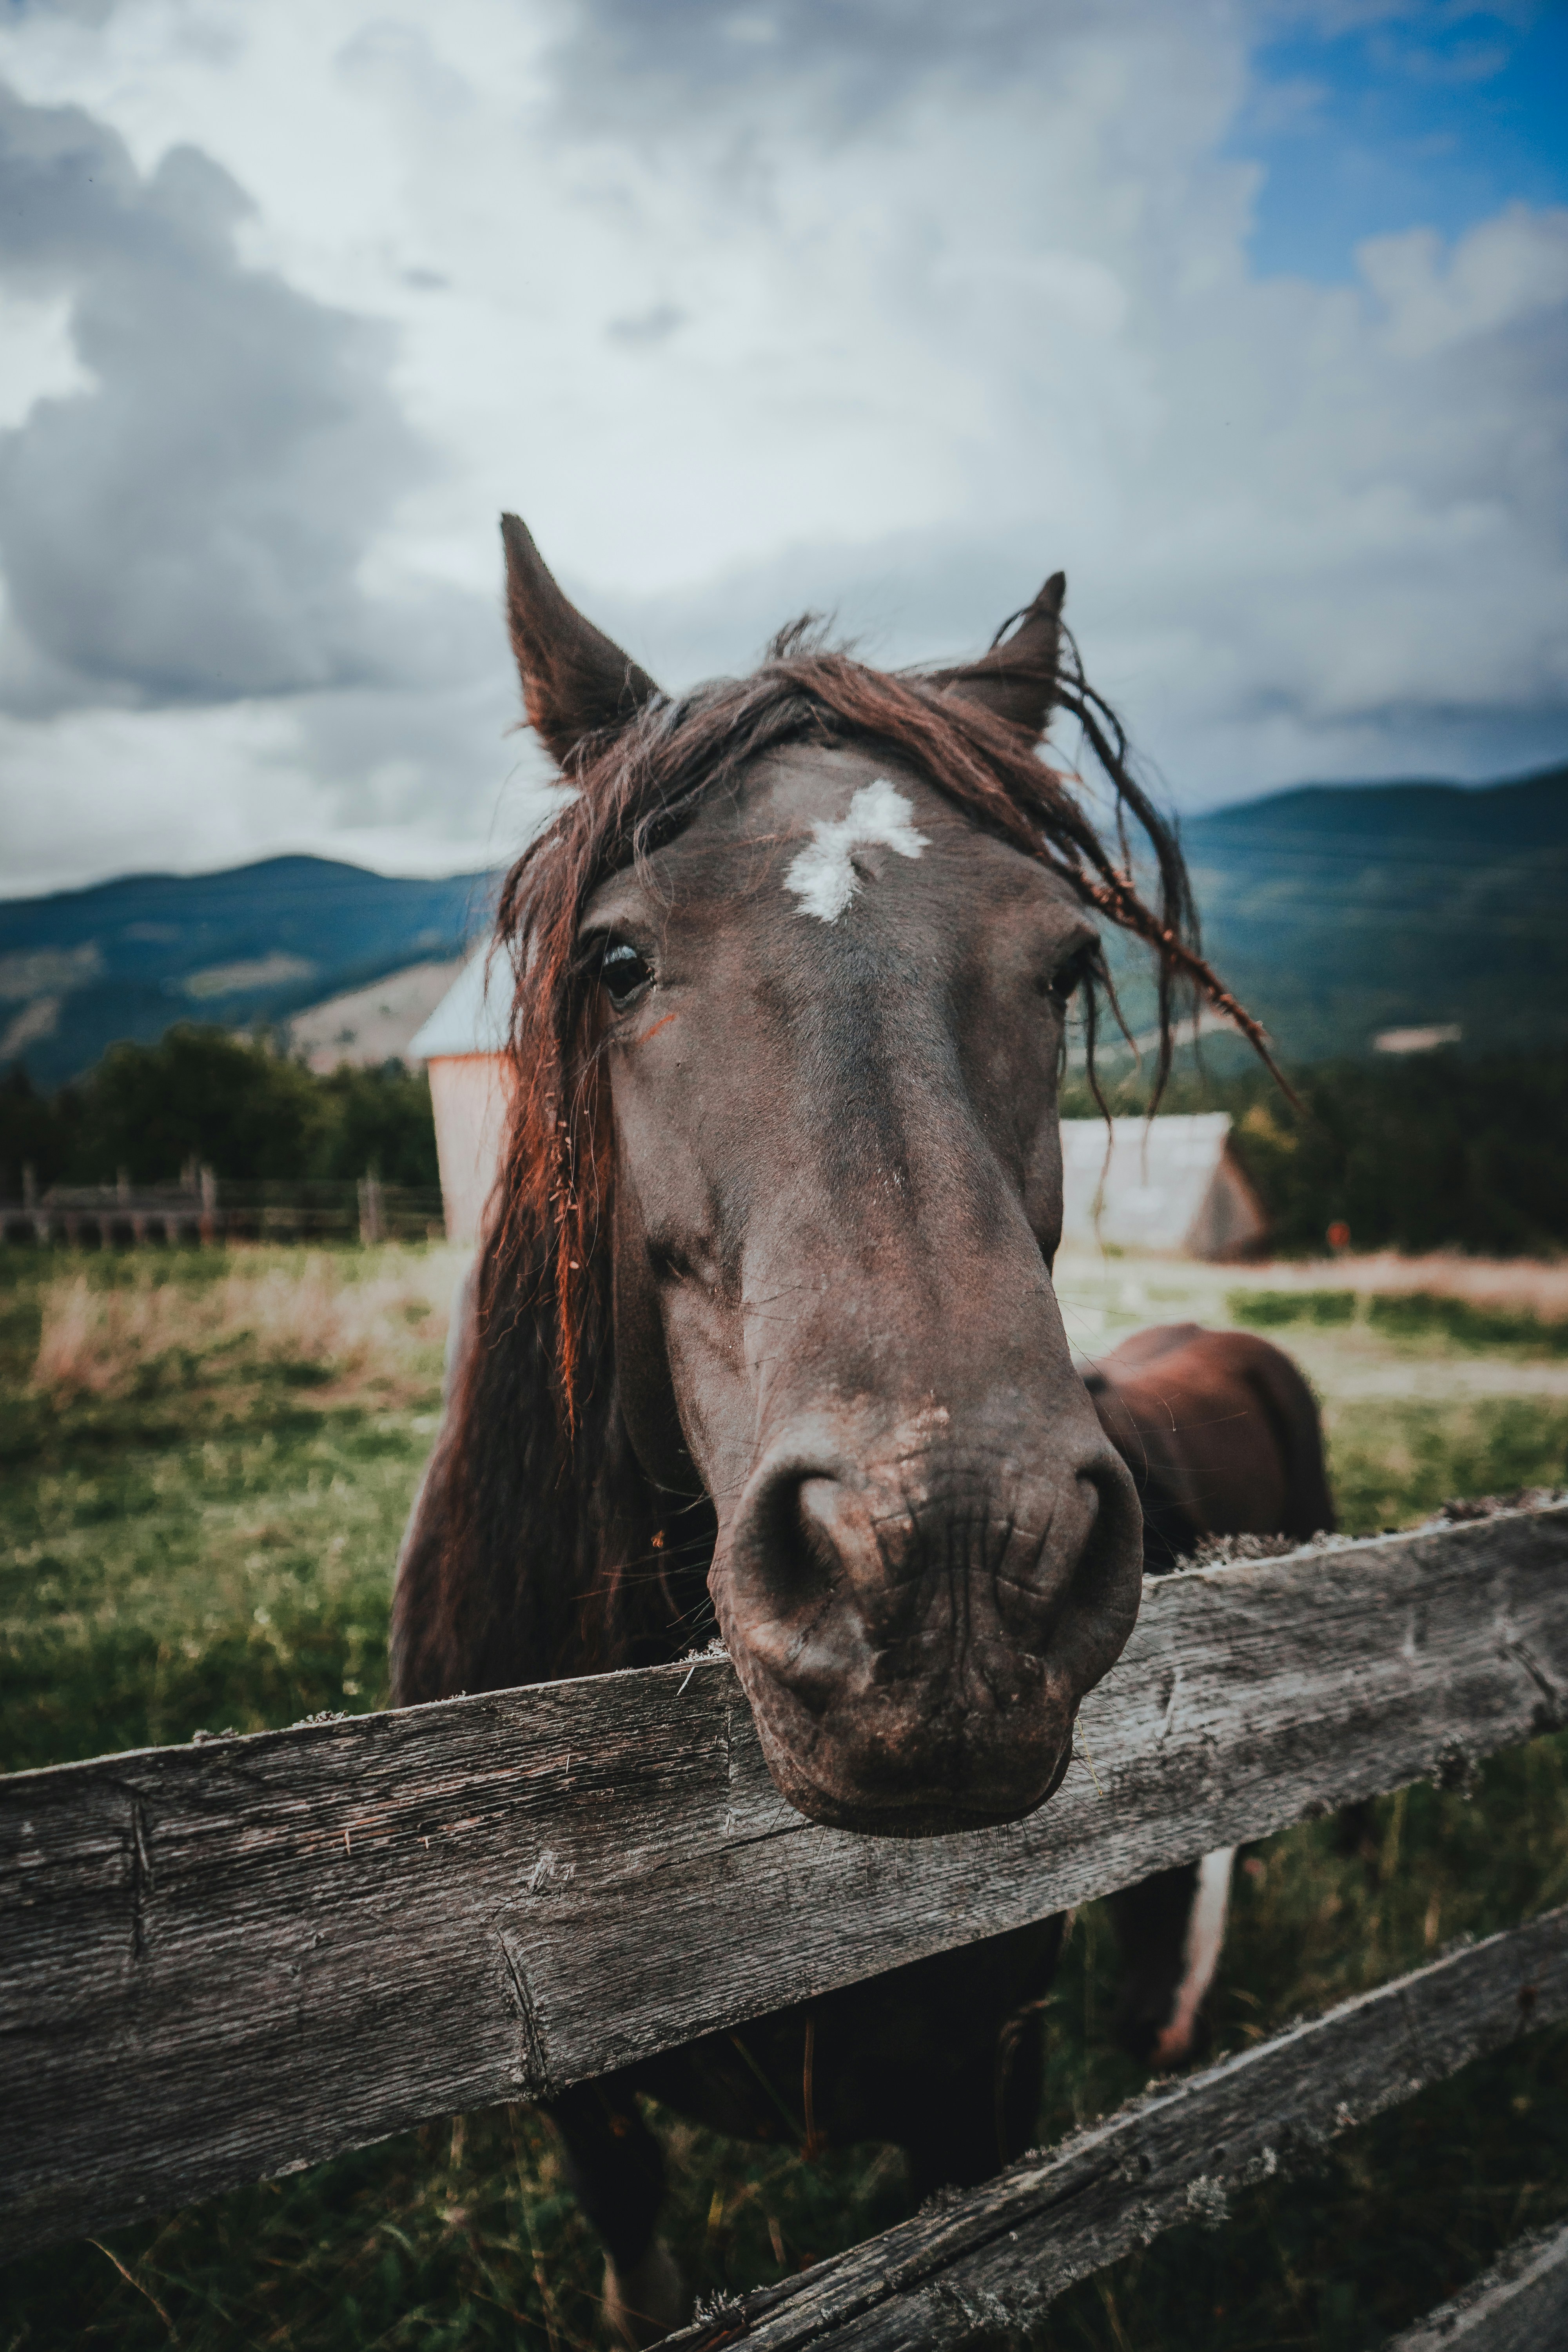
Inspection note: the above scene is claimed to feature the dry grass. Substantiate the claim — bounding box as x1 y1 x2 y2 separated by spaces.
1054 1246 1568 1355
1224 1249 1568 1321
31 1249 458 1410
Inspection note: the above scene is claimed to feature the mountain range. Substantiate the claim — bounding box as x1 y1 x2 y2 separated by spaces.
2 762 1563 1088
1178 762 1567 1064
0 858 493 1091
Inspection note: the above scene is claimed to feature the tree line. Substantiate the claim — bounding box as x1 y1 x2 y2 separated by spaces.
4 1027 1565 1258
1063 1045 1568 1259
0 1027 439 1195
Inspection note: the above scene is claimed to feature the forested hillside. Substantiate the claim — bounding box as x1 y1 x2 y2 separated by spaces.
0 858 492 1089
1181 764 1568 1062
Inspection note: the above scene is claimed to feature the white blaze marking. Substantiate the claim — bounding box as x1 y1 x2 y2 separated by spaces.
783 779 929 922
1152 1846 1236 2068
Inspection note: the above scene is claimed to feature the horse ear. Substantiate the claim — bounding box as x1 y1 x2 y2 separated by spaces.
500 512 662 769
928 571 1066 739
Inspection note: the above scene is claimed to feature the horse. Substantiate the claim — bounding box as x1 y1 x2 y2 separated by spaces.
391 514 1320 2341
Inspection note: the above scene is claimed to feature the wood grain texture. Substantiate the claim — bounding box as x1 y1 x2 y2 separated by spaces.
666 1908 1568 2350
1387 2220 1568 2351
3 1504 1566 2257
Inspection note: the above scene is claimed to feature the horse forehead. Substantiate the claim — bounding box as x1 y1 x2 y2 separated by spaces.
642 748 946 866
585 748 1078 940
733 746 939 836
665 748 1030 892
730 756 1085 940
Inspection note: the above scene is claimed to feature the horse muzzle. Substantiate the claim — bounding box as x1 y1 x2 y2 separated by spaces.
713 1423 1143 1836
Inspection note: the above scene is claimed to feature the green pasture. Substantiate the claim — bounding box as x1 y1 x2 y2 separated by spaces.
2 1244 1567 2349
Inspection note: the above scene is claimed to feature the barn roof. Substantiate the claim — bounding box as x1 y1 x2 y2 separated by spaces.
1060 1112 1265 1258
406 944 512 1060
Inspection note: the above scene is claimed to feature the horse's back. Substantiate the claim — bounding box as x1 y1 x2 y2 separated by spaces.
1084 1320 1333 1566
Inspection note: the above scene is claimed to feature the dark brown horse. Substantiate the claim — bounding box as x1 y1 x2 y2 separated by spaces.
392 515 1319 2339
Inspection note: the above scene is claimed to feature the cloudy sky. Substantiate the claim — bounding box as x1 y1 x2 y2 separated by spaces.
0 0 1564 895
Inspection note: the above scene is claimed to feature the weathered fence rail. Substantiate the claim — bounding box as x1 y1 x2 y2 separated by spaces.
3 1501 1566 2270
667 1905 1568 2349
1388 2217 1568 2350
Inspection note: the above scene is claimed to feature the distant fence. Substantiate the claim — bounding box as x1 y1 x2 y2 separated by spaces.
0 1172 445 1247
2 1502 1566 2342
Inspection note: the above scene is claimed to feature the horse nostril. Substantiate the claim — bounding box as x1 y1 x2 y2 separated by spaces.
755 1472 848 1612
1058 1451 1144 1651
1087 1453 1142 1562
798 1475 857 1564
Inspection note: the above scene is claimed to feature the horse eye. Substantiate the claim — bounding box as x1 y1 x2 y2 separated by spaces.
601 940 652 1008
1043 954 1084 1007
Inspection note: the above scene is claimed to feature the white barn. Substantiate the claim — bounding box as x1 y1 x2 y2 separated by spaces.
1059 1112 1267 1260
407 948 514 1244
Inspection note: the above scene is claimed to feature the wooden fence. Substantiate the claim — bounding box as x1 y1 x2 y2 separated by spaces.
0 1173 445 1246
3 1498 1567 2342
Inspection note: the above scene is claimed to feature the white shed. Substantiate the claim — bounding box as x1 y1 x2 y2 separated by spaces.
1059 1112 1267 1260
407 948 514 1244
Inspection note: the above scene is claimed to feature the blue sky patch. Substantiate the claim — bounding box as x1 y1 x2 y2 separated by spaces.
1239 3 1568 279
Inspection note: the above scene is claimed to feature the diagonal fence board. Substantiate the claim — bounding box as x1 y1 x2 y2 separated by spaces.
1386 2219 1568 2352
2 1504 1566 2256
666 1907 1568 2351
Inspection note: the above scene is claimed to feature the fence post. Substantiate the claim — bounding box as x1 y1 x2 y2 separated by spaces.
199 1166 218 1248
358 1172 384 1247
23 1163 47 1246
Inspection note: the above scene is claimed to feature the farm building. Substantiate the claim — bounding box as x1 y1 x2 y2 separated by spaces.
1060 1112 1267 1259
406 947 514 1243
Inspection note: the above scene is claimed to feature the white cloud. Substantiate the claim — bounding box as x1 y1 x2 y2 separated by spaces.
1361 201 1568 358
0 0 1561 897
0 80 470 713
0 289 94 430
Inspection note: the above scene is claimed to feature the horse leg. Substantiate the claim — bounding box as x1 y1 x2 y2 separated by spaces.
901 1918 1065 2199
902 1999 1049 2203
1107 1848 1236 2070
546 2082 687 2347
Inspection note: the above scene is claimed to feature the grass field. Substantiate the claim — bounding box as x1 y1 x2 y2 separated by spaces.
3 1242 1567 2350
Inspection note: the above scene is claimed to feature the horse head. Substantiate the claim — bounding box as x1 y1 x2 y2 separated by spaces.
407 517 1256 1838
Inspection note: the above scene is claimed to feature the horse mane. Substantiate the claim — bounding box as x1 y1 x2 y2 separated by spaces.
390 635 1275 1704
